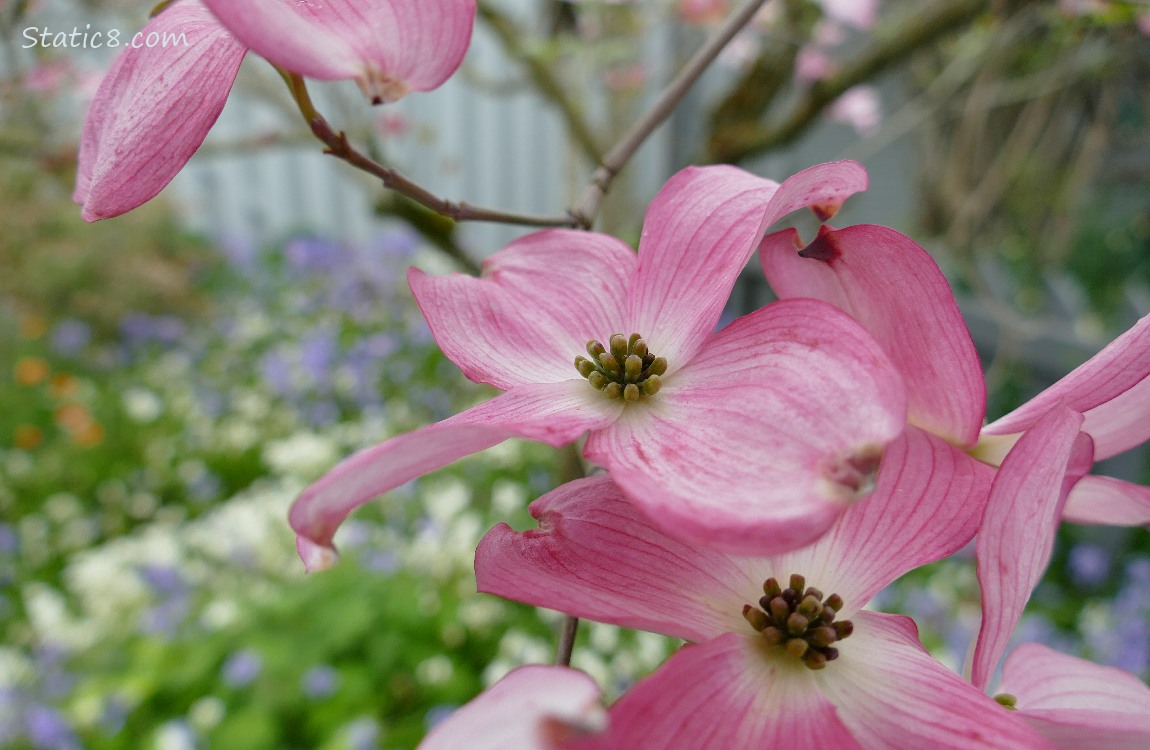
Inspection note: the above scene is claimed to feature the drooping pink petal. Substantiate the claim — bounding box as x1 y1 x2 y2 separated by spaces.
418 665 606 750
585 297 906 556
202 0 475 103
777 426 995 618
1062 475 1150 526
290 380 621 571
476 475 757 643
409 231 636 390
998 643 1150 750
761 224 985 447
590 633 861 750
982 314 1150 460
821 612 1056 749
74 1 245 221
970 406 1094 692
629 161 868 369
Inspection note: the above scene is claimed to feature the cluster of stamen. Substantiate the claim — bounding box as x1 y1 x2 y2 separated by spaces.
575 333 667 402
742 573 854 671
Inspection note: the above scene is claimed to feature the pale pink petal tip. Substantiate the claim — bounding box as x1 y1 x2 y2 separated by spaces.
296 536 339 572
417 665 605 750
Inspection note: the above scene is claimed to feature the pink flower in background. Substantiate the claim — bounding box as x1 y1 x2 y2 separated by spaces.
967 405 1150 748
829 85 882 137
290 161 908 571
475 445 1052 749
417 666 606 750
760 221 1150 526
74 0 475 221
820 0 879 30
678 0 728 26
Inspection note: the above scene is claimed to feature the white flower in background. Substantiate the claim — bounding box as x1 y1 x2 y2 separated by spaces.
122 387 164 423
263 432 341 481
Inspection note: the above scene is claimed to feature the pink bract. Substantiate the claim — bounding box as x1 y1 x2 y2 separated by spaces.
417 665 606 750
475 439 1053 749
74 0 476 221
200 0 475 104
760 219 1150 527
969 404 1150 749
290 161 910 570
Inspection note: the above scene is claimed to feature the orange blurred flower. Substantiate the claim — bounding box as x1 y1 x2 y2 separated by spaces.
18 313 47 340
54 402 92 432
14 424 44 450
73 421 105 447
48 373 79 398
15 357 50 386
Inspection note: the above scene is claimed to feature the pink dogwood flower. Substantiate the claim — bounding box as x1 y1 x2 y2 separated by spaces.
760 224 1150 526
74 0 475 221
290 161 909 571
417 666 606 750
474 433 1054 749
968 405 1150 748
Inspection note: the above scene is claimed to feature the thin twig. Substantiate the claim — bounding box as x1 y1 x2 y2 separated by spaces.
286 74 581 233
556 614 580 667
569 0 770 228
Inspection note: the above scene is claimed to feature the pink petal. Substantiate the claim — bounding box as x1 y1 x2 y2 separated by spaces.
74 2 245 221
418 665 606 750
585 297 906 556
997 643 1150 749
821 611 1056 749
777 426 995 618
982 314 1150 460
592 633 861 750
409 231 636 390
629 161 868 369
476 475 758 643
290 380 620 571
202 0 475 103
1062 475 1150 526
971 406 1094 692
761 224 985 447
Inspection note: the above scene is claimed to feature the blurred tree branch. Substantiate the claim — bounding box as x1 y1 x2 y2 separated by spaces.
707 0 999 163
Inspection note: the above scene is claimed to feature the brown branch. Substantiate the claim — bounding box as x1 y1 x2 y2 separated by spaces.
555 614 580 667
569 0 771 229
285 74 580 236
708 0 995 164
477 1 605 165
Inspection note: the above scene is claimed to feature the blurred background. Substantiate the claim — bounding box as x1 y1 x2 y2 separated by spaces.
1 0 1149 748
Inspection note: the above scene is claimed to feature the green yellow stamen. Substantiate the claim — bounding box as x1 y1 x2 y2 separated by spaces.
575 333 666 401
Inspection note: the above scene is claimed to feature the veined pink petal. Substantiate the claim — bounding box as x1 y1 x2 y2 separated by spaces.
418 665 606 750
971 406 1094 692
821 612 1056 750
761 224 985 447
409 231 636 390
74 1 245 221
982 314 1150 460
585 297 906 556
290 380 620 571
998 643 1150 750
628 161 868 368
591 633 861 750
202 0 475 103
778 426 995 618
1062 475 1150 526
476 475 758 643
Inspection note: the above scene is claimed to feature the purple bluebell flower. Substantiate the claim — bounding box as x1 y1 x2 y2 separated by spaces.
24 704 81 750
344 717 381 750
0 523 18 556
423 705 455 731
301 665 339 699
220 650 262 688
1068 543 1111 587
284 235 346 274
49 320 91 355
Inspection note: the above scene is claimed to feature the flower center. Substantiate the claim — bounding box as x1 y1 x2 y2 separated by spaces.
575 333 667 402
742 573 854 671
993 693 1018 711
